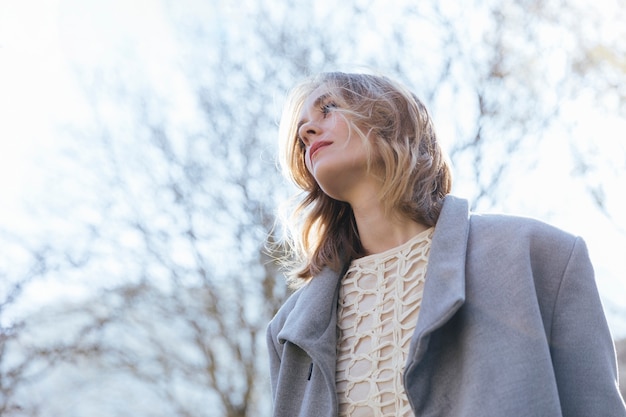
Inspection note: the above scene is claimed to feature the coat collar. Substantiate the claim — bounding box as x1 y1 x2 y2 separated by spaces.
276 265 343 361
277 195 470 363
407 195 469 362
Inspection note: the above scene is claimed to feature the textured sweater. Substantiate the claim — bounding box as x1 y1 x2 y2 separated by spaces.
336 228 433 416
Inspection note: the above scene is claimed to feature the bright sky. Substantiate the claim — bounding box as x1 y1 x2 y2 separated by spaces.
0 0 85 223
1 0 625 337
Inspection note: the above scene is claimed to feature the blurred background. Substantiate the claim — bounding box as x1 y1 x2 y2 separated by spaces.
0 0 625 415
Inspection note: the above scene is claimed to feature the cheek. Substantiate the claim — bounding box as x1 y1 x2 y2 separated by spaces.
304 151 313 173
302 152 320 188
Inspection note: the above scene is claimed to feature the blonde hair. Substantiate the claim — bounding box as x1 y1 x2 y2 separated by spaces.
277 72 452 285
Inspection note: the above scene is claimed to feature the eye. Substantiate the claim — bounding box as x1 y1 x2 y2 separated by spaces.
320 102 337 117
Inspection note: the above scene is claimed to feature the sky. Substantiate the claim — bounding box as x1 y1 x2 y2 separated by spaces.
1 0 625 339
0 0 89 225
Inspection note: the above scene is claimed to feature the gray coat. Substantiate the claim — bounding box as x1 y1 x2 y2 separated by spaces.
266 196 626 416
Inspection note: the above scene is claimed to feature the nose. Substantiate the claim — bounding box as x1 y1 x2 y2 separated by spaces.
298 121 320 146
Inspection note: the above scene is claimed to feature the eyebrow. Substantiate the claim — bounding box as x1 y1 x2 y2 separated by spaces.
296 93 331 132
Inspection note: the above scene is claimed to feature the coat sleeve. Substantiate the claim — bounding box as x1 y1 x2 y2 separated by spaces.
549 237 626 416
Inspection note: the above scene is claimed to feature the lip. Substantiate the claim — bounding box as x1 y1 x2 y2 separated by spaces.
309 141 332 158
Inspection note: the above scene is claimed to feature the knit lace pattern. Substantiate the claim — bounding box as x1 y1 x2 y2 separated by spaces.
336 227 434 417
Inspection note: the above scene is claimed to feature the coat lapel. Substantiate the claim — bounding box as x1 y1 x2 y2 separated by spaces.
407 195 470 363
277 265 343 363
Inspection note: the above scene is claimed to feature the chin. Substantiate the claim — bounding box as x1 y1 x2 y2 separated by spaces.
315 176 356 203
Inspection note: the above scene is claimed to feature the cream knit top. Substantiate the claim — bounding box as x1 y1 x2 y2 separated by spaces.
336 227 434 417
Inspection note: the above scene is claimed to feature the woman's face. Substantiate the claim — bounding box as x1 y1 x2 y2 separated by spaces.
297 85 373 202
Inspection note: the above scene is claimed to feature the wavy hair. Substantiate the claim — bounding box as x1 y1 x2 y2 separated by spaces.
277 72 452 286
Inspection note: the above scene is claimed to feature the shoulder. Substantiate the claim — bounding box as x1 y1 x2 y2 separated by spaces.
267 287 304 337
267 265 345 346
466 212 587 278
469 212 578 251
434 196 586 275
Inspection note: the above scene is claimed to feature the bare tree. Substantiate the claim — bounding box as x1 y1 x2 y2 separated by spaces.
0 239 69 415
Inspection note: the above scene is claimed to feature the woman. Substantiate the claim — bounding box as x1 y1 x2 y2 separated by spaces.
266 72 625 416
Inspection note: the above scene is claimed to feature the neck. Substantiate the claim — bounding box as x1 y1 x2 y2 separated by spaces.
350 196 429 256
